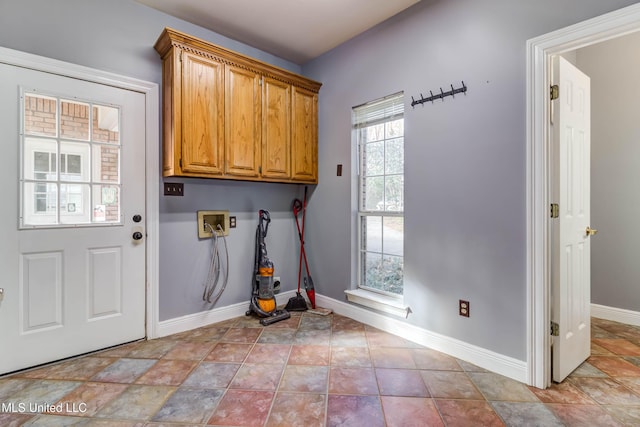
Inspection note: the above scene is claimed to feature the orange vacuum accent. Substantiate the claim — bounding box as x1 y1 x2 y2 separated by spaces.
259 266 274 277
257 297 276 313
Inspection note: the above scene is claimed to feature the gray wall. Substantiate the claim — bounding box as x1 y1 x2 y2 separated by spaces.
3 0 639 361
576 33 640 312
301 0 639 360
0 0 305 321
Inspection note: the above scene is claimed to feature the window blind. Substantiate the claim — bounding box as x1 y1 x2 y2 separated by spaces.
353 92 404 128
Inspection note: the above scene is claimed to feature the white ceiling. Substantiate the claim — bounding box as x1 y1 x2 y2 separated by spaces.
136 0 420 64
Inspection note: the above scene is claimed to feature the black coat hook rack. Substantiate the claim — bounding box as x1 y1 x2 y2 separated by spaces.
411 81 467 107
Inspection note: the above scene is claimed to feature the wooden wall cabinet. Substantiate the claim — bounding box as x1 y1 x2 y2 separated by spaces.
154 28 322 184
292 86 318 182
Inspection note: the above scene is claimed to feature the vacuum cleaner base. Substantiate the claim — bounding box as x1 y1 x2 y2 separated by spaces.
259 309 291 326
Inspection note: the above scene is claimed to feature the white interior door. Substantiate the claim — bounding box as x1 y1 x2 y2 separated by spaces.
0 62 146 375
551 56 592 382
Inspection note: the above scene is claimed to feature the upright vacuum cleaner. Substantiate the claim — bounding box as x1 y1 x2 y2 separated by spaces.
246 210 291 326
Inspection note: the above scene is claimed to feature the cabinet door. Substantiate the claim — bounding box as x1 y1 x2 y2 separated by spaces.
291 86 318 182
225 65 261 177
181 52 224 175
262 77 291 179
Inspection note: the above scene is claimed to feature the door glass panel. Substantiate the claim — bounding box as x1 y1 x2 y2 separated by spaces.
92 185 120 223
24 138 57 181
59 141 90 182
59 184 90 224
23 182 57 225
92 105 120 144
21 91 122 227
60 100 89 140
24 94 57 137
93 145 120 183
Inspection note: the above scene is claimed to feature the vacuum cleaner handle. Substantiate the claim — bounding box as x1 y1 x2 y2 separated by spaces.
259 209 270 237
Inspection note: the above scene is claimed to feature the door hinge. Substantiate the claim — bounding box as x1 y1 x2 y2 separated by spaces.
258 165 262 174
550 84 559 101
179 158 182 169
551 321 559 336
550 203 559 218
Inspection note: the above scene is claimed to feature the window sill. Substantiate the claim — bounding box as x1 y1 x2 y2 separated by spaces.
344 289 412 319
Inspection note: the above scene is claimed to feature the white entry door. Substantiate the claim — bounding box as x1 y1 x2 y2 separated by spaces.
551 56 592 382
0 62 146 375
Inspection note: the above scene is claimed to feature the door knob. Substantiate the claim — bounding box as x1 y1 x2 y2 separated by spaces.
132 231 143 241
0 288 4 302
586 226 598 237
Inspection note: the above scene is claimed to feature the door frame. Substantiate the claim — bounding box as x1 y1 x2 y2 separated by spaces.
526 3 640 388
0 47 161 340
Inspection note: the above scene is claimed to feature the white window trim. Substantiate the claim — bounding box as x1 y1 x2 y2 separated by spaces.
350 92 410 316
344 288 411 318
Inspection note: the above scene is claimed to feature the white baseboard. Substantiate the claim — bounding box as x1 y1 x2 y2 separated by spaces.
316 294 528 384
156 290 299 337
156 291 527 384
591 303 640 327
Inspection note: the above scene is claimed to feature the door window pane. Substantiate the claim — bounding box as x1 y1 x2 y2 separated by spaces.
92 185 120 223
21 92 122 227
59 184 90 224
93 145 120 183
23 182 57 225
59 141 90 182
60 100 89 140
92 105 120 144
24 138 57 181
24 94 57 137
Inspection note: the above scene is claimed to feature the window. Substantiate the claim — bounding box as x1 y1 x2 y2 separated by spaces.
21 92 122 227
32 151 84 215
354 93 404 296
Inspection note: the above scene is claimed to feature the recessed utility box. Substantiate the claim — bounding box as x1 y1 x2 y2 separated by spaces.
197 210 230 238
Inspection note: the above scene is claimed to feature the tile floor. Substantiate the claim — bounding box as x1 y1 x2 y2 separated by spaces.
1 314 640 426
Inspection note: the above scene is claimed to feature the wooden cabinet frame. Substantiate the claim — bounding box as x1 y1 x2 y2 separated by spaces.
154 28 321 184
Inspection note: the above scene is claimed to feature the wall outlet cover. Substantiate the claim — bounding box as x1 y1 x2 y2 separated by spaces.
197 210 230 238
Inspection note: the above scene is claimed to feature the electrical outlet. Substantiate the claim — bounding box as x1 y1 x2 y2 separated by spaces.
459 300 470 317
229 216 236 228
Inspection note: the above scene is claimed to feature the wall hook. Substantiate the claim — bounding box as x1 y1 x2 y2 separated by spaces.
411 81 469 107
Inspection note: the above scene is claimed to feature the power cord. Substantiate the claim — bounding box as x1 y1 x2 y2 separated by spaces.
203 223 229 305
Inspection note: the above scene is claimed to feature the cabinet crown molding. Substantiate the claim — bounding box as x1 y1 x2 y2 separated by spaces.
154 27 322 94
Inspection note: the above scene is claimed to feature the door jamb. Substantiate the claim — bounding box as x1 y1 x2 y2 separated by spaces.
526 3 640 388
0 47 161 340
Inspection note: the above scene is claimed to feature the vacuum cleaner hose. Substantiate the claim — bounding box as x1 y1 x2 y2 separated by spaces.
203 223 229 305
